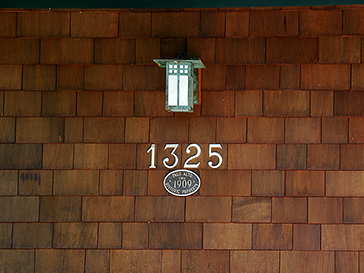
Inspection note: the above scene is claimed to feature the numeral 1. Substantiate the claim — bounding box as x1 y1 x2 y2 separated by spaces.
147 144 156 168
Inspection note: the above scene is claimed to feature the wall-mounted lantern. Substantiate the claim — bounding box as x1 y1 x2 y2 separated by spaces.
154 56 205 112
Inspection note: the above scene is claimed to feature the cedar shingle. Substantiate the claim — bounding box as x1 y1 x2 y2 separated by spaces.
71 12 118 37
326 171 364 196
23 65 56 90
344 10 364 35
232 197 272 223
285 118 321 143
201 65 226 90
203 223 251 249
160 38 187 59
226 65 246 90
280 251 334 272
136 38 160 64
200 12 225 37
84 65 123 90
42 91 76 117
301 64 350 90
250 10 298 37
103 91 134 117
335 91 364 116
17 12 70 37
19 170 52 195
43 144 73 169
216 38 265 64
64 117 83 143
0 117 15 143
122 223 148 249
135 196 184 222
82 196 134 222
109 144 137 169
84 117 125 143
231 251 279 273
252 170 285 196
40 196 81 222
124 170 148 196
0 250 34 272
247 117 284 143
0 38 39 64
264 91 310 117
85 250 109 273
77 91 102 116
181 250 229 272
162 250 181 273
123 65 164 91
56 65 83 90
150 118 188 143
100 170 123 195
300 10 342 36
253 223 292 250
201 91 234 117
110 250 161 272
74 144 108 169
280 65 300 90
293 224 321 250
226 11 249 37
277 144 306 170
341 145 364 170
16 117 64 143
134 91 172 117
41 38 93 64
286 171 325 196
344 198 364 223
349 118 364 143
246 65 279 90
228 144 276 170
0 12 16 37
147 170 169 195
272 197 307 223
53 170 99 195
0 223 12 248
216 117 246 143
335 252 358 273
322 224 364 250
53 223 97 248
13 223 52 248
322 117 348 143
119 12 151 37
308 197 342 223
267 37 317 63
235 91 263 117
99 223 122 249
0 196 39 222
35 250 84 272
189 117 216 143
0 170 17 195
150 223 202 249
186 197 231 222
0 65 21 90
0 144 42 169
4 91 41 117
311 91 333 117
125 117 149 143
152 12 200 37
307 144 340 170
95 38 135 64
200 170 251 196
187 38 215 64
319 36 361 64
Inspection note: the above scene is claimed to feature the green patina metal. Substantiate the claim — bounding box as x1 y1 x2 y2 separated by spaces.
1 0 364 9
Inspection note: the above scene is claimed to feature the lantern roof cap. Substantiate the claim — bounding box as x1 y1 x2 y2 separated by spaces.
154 59 205 69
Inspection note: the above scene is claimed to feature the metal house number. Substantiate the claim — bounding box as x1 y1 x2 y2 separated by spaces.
146 143 223 169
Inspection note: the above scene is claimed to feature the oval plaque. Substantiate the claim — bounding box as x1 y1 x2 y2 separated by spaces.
163 169 201 197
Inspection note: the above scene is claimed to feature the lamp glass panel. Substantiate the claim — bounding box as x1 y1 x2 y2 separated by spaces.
179 75 189 106
168 74 178 106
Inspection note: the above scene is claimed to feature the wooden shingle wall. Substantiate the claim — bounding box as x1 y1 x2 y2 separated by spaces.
1 5 364 272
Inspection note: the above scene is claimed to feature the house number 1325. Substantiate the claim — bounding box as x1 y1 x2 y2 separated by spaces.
147 144 223 169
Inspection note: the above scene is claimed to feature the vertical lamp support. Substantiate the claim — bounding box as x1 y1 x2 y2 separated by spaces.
154 58 205 112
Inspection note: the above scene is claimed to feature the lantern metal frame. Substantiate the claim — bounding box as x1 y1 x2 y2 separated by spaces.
154 58 205 112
